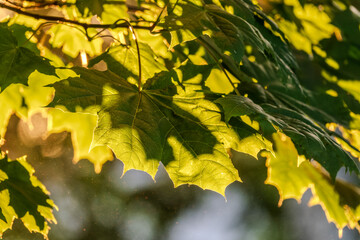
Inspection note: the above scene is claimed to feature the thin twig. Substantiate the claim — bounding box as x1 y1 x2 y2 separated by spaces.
93 34 122 43
5 0 72 9
21 21 52 46
4 0 151 10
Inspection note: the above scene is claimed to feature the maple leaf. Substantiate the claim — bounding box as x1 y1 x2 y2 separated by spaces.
0 154 56 237
264 133 360 237
0 24 55 92
49 64 245 195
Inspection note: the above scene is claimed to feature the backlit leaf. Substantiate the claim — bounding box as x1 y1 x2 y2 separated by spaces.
50 65 245 195
0 24 55 92
264 133 360 236
48 108 114 173
216 94 359 179
48 24 103 58
1 0 360 237
90 42 167 86
0 154 56 237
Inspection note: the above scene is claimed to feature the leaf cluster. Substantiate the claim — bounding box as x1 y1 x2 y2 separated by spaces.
0 0 359 237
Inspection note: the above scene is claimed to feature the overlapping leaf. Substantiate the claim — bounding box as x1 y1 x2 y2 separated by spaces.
0 69 60 141
162 0 298 85
162 0 254 60
0 154 56 237
216 94 359 179
267 0 360 120
48 24 104 58
264 133 360 236
1 0 360 237
276 2 335 55
48 108 114 173
0 24 55 92
49 64 248 195
0 84 23 139
162 0 213 49
332 125 360 161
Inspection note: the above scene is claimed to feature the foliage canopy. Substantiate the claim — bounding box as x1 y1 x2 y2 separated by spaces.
0 0 359 238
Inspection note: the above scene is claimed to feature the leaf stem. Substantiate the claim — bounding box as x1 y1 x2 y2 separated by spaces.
21 21 53 46
132 27 142 92
120 20 142 92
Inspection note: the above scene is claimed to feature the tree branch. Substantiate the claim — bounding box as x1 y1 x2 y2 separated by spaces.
0 1 153 30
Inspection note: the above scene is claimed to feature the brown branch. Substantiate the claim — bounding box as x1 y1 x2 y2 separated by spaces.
0 1 153 30
5 0 73 9
4 0 150 10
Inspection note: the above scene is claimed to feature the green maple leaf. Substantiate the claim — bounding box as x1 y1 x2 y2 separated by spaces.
162 0 298 89
265 133 360 235
0 24 56 92
204 4 269 56
48 108 114 173
49 64 251 195
0 154 56 237
0 84 23 139
0 68 60 140
216 94 360 179
204 4 245 63
162 1 248 63
48 24 104 58
163 1 213 49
